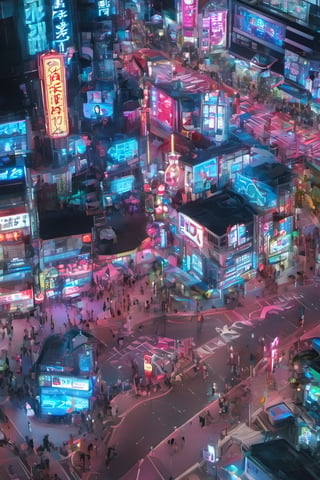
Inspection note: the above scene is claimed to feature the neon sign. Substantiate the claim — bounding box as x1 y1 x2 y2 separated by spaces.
0 168 24 184
233 173 277 208
24 0 48 55
52 0 72 53
179 212 204 248
0 213 29 231
182 0 198 29
38 51 69 139
97 0 113 16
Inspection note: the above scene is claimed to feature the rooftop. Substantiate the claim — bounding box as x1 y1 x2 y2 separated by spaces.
39 209 94 240
178 189 256 236
244 162 293 187
248 439 320 480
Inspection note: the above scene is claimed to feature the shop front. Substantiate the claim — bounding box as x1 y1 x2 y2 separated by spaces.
39 374 94 416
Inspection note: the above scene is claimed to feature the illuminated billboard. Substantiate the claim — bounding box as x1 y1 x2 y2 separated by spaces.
179 212 204 248
39 375 91 391
83 103 113 119
150 87 175 131
284 50 309 87
193 158 218 194
182 0 198 29
107 138 138 164
233 5 285 50
202 10 227 51
52 0 72 53
40 393 89 415
0 120 29 157
109 175 135 194
24 0 48 55
233 173 277 208
38 51 69 139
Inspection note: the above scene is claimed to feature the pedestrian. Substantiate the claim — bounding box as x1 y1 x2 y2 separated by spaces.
199 415 205 428
103 301 107 312
299 315 305 328
211 382 216 396
50 320 55 332
181 436 185 448
27 420 32 433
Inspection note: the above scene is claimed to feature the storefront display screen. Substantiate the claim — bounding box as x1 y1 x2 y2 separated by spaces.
107 139 138 163
284 50 309 87
0 120 28 156
150 87 175 131
191 253 203 276
83 103 113 119
193 158 217 193
269 234 290 254
40 394 89 416
233 5 285 50
109 175 135 194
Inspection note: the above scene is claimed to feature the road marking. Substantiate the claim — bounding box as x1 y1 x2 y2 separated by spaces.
136 436 144 445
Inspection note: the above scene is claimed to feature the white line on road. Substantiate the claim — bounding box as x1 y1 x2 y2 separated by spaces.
136 436 144 445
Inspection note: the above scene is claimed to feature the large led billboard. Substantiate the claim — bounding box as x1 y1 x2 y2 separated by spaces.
182 0 198 29
233 5 285 50
150 87 175 131
284 50 309 87
233 173 277 208
193 158 218 194
38 51 69 139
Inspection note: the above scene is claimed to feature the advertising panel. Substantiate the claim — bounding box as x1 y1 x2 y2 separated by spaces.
284 50 309 87
179 212 204 248
0 289 33 305
0 167 25 185
150 87 175 131
38 51 69 139
24 0 48 55
209 10 227 49
52 0 72 53
107 138 138 163
269 234 291 254
233 5 285 50
0 120 28 157
0 213 29 231
182 0 198 29
193 158 218 194
233 173 277 208
109 175 135 194
39 375 91 391
83 103 113 119
40 393 89 416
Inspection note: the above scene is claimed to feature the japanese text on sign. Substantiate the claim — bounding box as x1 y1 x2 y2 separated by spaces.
24 0 48 55
52 0 71 53
0 213 29 232
39 52 69 138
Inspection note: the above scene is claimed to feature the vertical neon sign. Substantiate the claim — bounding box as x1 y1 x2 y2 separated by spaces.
38 51 69 139
182 0 198 29
52 0 72 53
24 0 48 55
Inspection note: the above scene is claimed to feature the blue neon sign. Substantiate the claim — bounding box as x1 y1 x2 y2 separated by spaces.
52 0 72 53
24 0 48 55
234 173 277 208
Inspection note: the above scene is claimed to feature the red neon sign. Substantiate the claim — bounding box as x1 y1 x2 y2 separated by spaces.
38 51 69 139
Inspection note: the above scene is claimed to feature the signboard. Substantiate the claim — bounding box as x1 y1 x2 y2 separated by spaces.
150 87 175 131
284 50 309 87
38 51 69 139
144 354 153 374
182 0 198 29
233 173 277 208
0 120 28 157
107 138 138 164
179 212 204 248
109 175 135 194
193 158 217 194
0 167 24 185
233 6 285 50
0 289 33 304
0 213 29 231
83 103 113 119
24 0 48 55
269 234 291 254
97 0 114 16
52 0 72 53
205 10 227 50
40 394 89 416
39 375 91 391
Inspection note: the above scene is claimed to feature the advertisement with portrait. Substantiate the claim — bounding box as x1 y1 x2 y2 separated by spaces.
209 10 227 50
193 158 218 194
